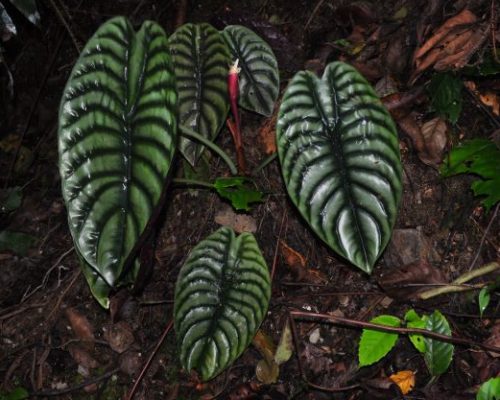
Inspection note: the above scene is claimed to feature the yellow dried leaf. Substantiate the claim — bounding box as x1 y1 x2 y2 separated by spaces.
389 370 415 394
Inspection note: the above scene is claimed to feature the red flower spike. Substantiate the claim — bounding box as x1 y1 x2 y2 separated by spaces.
227 59 247 174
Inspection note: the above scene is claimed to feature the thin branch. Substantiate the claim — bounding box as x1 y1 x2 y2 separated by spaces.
125 319 174 400
289 310 500 354
468 203 499 271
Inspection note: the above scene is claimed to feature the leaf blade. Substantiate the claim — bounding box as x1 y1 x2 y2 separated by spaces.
359 315 401 367
424 310 454 376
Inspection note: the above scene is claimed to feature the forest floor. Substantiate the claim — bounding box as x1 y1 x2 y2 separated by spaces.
1 0 499 399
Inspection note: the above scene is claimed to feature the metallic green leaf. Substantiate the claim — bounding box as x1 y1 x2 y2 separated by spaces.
222 25 279 116
276 61 402 273
174 227 271 381
169 23 230 166
58 17 177 291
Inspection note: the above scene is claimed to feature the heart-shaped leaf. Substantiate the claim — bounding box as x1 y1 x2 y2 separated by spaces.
222 25 279 116
58 17 177 294
358 315 401 366
424 310 454 376
169 23 230 166
276 61 402 273
174 227 271 381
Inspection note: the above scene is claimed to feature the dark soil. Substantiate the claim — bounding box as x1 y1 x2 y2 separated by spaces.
1 0 499 399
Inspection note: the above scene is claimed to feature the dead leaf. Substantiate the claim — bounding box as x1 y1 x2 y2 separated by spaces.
67 344 99 370
389 370 416 394
214 205 257 233
279 241 328 284
419 117 448 167
485 322 500 358
479 91 500 116
411 9 489 82
274 320 293 365
252 329 276 364
397 112 425 152
102 321 135 354
377 260 446 299
65 308 95 349
258 111 277 154
255 359 279 384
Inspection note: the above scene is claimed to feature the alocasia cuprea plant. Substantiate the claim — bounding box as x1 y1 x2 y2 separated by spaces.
58 14 403 383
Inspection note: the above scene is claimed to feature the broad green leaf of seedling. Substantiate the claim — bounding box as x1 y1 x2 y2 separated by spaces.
0 386 29 400
358 315 401 367
428 72 463 124
477 377 500 400
213 177 264 211
479 287 491 318
441 139 500 211
405 309 427 353
424 310 454 376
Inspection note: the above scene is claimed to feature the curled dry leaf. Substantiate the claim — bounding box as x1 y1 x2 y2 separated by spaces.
419 117 448 167
279 240 328 284
65 308 95 349
411 9 489 82
389 370 416 395
258 109 278 154
214 205 257 233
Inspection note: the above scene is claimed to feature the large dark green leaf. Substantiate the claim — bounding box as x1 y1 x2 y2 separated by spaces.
222 25 279 116
58 17 177 292
174 227 271 381
169 23 230 166
276 61 402 273
424 310 454 376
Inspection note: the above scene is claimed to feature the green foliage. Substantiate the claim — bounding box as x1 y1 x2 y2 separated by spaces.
58 16 177 307
276 61 402 273
478 287 491 318
0 230 36 256
424 310 454 376
169 23 230 166
428 72 463 124
477 377 500 400
358 315 401 366
404 309 426 353
174 227 271 381
441 139 500 211
0 386 29 400
463 52 500 76
0 186 22 213
222 25 280 116
213 177 264 211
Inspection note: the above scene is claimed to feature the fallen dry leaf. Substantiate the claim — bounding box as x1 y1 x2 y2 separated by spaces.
258 109 277 154
389 370 416 394
485 322 500 358
214 205 257 233
102 321 135 354
65 308 95 349
67 344 99 371
411 9 489 82
253 329 276 364
479 91 500 116
419 117 448 167
280 240 328 284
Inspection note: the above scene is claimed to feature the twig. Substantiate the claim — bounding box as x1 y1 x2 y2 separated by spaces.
125 319 174 400
46 0 81 52
288 314 360 392
172 178 214 189
289 309 500 354
491 0 499 62
30 368 119 397
419 261 500 300
468 203 499 271
271 210 288 281
45 268 81 323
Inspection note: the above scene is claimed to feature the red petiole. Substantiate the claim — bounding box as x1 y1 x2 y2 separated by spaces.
227 59 247 174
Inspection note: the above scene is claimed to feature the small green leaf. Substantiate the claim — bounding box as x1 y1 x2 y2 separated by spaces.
0 386 29 400
441 139 500 211
274 320 293 365
213 177 264 211
404 309 426 353
479 287 491 318
477 377 500 400
428 72 463 124
424 310 454 376
359 315 401 367
0 186 22 213
0 230 36 256
463 52 500 76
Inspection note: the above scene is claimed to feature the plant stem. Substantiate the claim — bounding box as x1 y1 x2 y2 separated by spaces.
419 261 500 300
252 152 278 175
172 178 214 189
179 125 238 175
289 310 500 354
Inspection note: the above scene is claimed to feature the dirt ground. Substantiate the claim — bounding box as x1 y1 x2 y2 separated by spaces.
1 0 499 399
